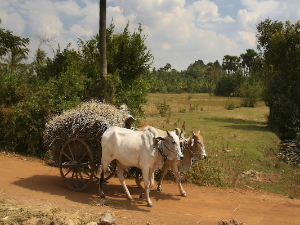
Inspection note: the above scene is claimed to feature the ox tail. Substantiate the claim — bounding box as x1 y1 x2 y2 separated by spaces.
100 169 104 186
99 170 105 199
99 158 105 199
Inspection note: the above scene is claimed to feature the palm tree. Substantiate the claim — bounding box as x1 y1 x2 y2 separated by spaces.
4 47 28 73
99 0 114 103
99 0 107 79
240 49 258 77
33 47 47 77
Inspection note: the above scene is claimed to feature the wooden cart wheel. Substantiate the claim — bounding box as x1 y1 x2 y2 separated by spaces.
88 139 117 181
59 137 94 191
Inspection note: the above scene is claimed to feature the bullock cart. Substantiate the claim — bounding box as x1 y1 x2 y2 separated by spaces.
43 100 134 192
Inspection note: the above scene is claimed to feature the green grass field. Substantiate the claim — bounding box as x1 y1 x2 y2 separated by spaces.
139 93 300 198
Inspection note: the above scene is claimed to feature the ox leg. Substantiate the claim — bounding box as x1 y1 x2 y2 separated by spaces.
116 161 133 201
99 163 107 199
149 170 155 189
172 161 187 197
135 168 143 188
157 163 170 192
142 168 153 207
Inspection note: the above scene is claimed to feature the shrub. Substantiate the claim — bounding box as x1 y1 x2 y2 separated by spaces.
178 108 186 113
265 72 300 139
239 82 262 107
0 61 84 155
214 76 235 96
0 73 28 107
188 95 199 111
155 100 171 117
180 159 225 187
225 97 236 110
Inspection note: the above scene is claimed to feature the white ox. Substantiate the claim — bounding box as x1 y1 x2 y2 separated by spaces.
137 125 207 197
99 126 183 207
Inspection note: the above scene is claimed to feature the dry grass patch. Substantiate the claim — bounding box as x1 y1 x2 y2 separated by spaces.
0 198 102 225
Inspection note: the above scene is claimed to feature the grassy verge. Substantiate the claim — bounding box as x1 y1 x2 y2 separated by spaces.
140 93 300 198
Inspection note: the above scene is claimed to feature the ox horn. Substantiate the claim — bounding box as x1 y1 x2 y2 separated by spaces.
166 130 170 136
181 121 186 130
179 129 183 138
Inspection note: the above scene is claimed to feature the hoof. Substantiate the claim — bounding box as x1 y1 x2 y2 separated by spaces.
139 193 144 199
157 187 162 192
147 203 153 207
100 194 106 199
181 192 187 197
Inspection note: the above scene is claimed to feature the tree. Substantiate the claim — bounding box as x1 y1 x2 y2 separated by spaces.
257 19 300 139
222 55 240 75
32 48 47 77
163 63 171 71
30 34 55 77
2 47 28 73
240 49 258 77
99 0 107 78
98 0 115 103
77 37 101 99
0 19 30 73
41 43 81 81
106 22 153 115
214 75 235 96
213 60 222 70
0 20 29 58
106 22 153 86
186 60 205 79
256 18 283 69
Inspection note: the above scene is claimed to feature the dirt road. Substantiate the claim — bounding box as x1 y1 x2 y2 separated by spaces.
0 152 299 224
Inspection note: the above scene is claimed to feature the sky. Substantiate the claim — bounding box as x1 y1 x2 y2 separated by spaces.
1 0 300 71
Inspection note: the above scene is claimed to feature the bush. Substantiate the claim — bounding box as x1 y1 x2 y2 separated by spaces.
155 100 171 117
268 95 299 140
1 96 47 154
178 108 186 113
225 97 236 110
0 73 27 107
180 159 225 187
265 72 300 139
214 76 235 96
239 82 262 107
0 61 84 155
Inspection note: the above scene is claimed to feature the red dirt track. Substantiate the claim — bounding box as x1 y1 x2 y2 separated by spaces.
0 152 299 224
